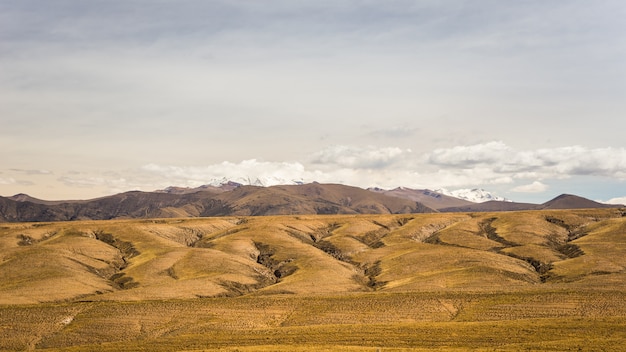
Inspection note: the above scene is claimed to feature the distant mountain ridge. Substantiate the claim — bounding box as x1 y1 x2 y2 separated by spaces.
160 179 510 205
368 187 476 210
155 181 243 194
539 194 616 210
202 176 305 187
0 183 436 222
1 183 623 223
437 194 619 212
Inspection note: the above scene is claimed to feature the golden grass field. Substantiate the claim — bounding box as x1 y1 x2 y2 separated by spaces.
1 208 626 351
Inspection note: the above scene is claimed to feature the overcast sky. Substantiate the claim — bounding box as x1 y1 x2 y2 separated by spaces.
1 0 625 204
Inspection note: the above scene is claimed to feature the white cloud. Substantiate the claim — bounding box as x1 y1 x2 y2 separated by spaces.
57 176 105 188
311 145 410 169
140 153 429 191
367 125 419 139
516 146 626 178
4 142 626 202
57 175 129 191
603 197 626 206
414 167 513 189
10 169 52 175
116 143 626 195
0 177 16 185
426 142 626 181
512 181 548 193
141 160 317 187
427 141 511 167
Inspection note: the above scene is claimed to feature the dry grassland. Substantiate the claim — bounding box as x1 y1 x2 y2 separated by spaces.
1 209 626 351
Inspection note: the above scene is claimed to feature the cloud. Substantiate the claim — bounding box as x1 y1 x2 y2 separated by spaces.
141 160 316 187
1 1 625 205
5 142 625 202
512 181 548 193
139 151 429 191
426 142 626 180
0 177 16 185
367 126 419 139
415 167 514 189
57 175 128 190
57 176 103 188
137 144 516 192
427 141 511 167
10 169 52 175
121 142 626 195
603 196 626 205
311 145 410 169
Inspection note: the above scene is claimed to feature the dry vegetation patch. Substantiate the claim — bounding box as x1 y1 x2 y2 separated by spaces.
1 209 626 350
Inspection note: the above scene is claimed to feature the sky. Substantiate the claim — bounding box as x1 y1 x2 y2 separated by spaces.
1 0 625 204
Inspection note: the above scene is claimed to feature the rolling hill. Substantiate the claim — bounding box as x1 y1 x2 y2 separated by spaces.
539 193 617 209
2 209 626 350
2 209 626 304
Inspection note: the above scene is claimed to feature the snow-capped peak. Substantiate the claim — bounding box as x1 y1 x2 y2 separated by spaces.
434 188 511 203
205 176 304 187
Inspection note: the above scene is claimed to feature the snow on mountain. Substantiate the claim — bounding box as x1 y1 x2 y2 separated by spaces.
158 177 507 204
434 188 511 203
204 176 305 187
157 177 305 194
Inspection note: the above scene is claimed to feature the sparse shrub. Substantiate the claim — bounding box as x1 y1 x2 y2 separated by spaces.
93 230 140 258
314 240 349 261
109 273 139 289
397 217 414 226
254 242 297 283
363 261 386 289
16 234 35 246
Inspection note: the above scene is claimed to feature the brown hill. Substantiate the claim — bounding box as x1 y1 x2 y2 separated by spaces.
211 183 435 216
539 194 618 210
0 196 56 222
2 209 626 305
439 194 621 212
9 193 48 204
0 183 435 222
2 186 622 222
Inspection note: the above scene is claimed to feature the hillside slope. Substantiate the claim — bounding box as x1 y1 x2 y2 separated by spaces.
539 194 617 209
2 208 625 304
439 193 620 212
3 209 626 351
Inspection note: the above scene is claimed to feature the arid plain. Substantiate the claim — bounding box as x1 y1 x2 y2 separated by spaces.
2 209 626 351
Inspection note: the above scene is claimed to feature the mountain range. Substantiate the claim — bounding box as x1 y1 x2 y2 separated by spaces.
0 182 622 222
